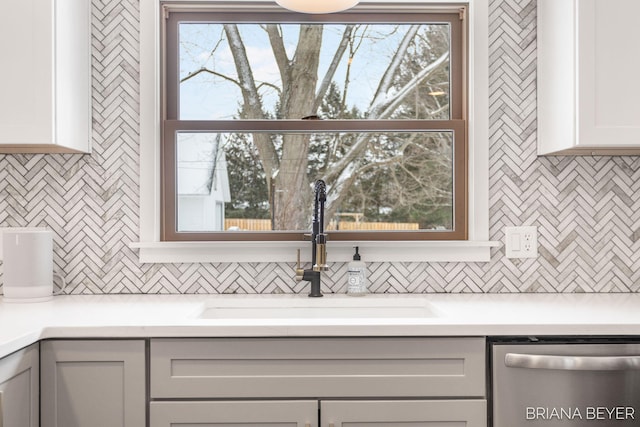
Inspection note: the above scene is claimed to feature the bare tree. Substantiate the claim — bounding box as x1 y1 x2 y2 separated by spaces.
182 23 451 230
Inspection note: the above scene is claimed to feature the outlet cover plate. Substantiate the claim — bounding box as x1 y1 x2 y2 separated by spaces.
505 226 538 259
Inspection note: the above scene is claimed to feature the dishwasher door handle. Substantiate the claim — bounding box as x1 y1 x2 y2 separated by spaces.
505 353 640 371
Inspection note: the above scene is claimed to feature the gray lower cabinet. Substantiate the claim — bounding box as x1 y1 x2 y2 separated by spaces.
150 400 319 427
150 399 486 427
41 340 146 427
150 337 487 427
322 400 486 427
0 344 39 427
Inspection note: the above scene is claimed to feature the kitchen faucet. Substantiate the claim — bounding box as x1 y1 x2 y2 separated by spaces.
295 179 328 297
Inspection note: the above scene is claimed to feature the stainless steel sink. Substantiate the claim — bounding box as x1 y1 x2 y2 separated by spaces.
195 295 441 319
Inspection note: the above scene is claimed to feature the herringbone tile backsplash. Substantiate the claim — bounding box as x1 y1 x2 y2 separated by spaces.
1 0 640 294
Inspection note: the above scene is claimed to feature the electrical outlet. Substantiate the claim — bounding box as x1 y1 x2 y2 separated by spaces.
505 226 538 259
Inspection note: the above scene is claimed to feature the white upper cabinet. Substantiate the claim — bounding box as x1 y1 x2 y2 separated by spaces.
0 0 91 153
537 0 640 155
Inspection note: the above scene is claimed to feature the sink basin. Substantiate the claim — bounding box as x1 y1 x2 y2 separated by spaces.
195 295 441 319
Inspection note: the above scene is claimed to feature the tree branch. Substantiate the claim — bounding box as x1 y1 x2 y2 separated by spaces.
180 67 240 86
263 24 291 89
312 25 355 113
376 51 449 119
323 49 449 188
369 25 420 116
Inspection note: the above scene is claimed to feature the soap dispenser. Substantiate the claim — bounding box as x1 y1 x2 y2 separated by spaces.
347 246 368 296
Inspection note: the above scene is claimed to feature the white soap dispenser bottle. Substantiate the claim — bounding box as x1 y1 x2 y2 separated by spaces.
347 246 368 296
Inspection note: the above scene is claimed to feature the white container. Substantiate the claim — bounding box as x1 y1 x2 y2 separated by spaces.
3 229 55 302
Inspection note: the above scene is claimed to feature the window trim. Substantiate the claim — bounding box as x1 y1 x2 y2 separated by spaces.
134 0 496 263
163 10 466 242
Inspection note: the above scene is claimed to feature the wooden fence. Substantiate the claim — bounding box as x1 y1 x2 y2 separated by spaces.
224 218 419 231
225 218 272 231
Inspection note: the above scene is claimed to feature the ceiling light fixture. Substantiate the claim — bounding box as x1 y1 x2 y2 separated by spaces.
275 0 360 14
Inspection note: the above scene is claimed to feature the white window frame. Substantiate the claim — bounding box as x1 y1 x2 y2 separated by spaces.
132 0 497 263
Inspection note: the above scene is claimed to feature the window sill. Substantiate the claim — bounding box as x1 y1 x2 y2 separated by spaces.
129 240 499 263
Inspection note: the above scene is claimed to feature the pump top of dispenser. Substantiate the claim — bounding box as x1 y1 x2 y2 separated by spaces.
353 246 361 261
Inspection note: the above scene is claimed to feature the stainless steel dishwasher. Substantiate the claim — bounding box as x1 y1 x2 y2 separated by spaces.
491 339 640 427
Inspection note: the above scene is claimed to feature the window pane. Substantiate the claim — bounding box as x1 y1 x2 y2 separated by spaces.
175 131 454 233
178 23 451 120
176 133 230 232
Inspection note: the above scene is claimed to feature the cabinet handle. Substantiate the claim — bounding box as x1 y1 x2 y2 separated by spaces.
305 424 310 427
505 353 640 371
0 391 3 427
329 423 335 427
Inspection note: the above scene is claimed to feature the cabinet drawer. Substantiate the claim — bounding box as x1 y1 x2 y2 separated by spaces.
150 400 318 427
322 399 486 427
149 399 486 427
150 337 485 398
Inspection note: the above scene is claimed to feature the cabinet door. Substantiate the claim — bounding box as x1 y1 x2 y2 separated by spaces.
41 340 145 427
0 0 91 153
577 0 640 147
0 0 53 145
0 344 39 427
150 400 318 427
538 0 640 154
321 400 486 427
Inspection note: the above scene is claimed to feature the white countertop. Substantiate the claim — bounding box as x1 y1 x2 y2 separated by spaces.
2 293 640 358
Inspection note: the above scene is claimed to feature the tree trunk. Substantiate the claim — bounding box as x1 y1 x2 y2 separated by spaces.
272 25 323 230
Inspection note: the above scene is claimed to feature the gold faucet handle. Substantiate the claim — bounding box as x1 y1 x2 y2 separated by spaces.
313 249 329 271
295 249 305 281
314 234 329 271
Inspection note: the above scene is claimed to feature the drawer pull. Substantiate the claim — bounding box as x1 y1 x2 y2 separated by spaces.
329 423 335 427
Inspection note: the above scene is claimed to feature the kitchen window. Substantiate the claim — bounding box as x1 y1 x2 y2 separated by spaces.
162 6 466 242
136 0 491 262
